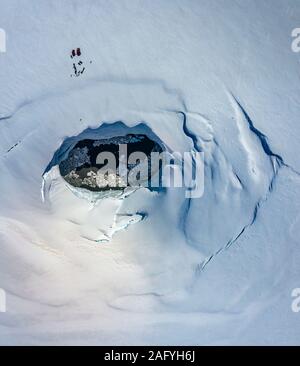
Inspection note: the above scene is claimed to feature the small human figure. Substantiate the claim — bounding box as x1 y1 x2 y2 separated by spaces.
70 48 85 77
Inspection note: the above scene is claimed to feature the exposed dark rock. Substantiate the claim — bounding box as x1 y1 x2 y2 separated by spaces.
59 134 163 192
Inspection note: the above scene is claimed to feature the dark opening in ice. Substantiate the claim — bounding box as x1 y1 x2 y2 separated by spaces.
59 134 164 191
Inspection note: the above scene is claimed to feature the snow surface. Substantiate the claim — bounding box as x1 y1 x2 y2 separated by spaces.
0 0 300 345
